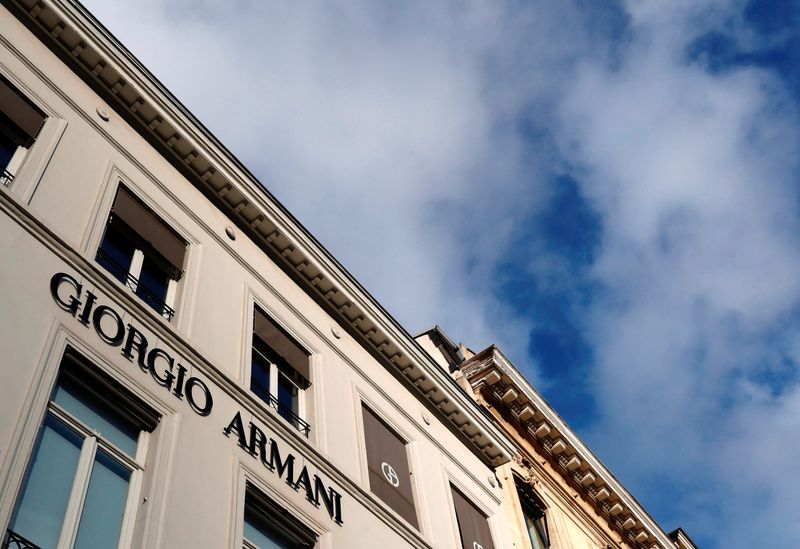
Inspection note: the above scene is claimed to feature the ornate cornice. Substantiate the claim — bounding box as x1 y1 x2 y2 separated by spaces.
2 0 515 466
461 346 677 549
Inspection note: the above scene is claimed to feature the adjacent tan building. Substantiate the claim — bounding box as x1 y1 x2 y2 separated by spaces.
415 328 698 549
0 1 695 548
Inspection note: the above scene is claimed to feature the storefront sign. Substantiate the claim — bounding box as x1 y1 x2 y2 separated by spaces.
50 272 213 415
50 272 344 524
224 411 344 525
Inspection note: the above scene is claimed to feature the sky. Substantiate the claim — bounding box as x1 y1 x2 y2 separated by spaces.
79 1 800 547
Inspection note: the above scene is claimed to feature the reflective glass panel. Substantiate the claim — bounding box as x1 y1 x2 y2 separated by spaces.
525 514 547 549
244 507 296 549
136 255 170 312
277 372 299 420
11 416 83 549
73 449 131 549
0 132 15 173
96 221 135 285
53 379 139 456
251 345 272 404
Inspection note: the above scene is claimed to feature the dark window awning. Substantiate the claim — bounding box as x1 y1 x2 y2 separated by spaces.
253 306 310 385
0 74 46 147
451 485 496 549
111 186 186 273
362 404 418 527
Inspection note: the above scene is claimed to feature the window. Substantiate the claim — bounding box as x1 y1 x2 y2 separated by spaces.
6 350 159 549
361 404 418 527
96 186 186 320
451 485 495 549
250 307 311 436
516 481 550 549
0 74 46 186
242 484 317 549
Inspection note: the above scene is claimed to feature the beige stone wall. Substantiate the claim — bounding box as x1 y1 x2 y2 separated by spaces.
474 406 632 549
494 461 625 549
0 6 510 548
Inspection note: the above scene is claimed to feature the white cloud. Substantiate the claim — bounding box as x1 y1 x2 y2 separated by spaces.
80 1 800 547
558 4 800 547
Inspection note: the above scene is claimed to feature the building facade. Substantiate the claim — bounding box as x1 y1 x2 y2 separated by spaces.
0 1 695 549
415 329 698 549
0 1 517 548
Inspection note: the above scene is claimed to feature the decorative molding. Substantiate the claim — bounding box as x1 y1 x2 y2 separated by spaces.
460 346 673 549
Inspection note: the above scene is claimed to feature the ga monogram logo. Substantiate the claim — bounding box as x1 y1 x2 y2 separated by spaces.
381 462 400 487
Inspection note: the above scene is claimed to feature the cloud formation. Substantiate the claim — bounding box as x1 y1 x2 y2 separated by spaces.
81 1 800 547
559 3 800 545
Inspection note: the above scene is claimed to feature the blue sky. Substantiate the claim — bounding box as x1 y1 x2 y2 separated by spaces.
82 1 800 547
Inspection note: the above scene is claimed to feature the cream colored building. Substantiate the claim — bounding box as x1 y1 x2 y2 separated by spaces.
0 1 696 549
0 1 518 548
415 328 698 549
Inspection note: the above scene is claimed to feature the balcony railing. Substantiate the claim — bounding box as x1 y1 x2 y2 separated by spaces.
1 170 14 187
251 377 311 438
3 529 42 549
96 248 175 321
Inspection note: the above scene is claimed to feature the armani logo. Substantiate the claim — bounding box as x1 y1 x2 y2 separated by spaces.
381 462 400 487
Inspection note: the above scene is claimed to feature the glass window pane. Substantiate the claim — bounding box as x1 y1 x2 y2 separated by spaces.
250 349 271 404
0 132 16 172
244 508 298 549
53 379 139 456
525 514 547 549
97 221 136 285
277 372 299 420
11 416 83 549
136 255 170 310
73 449 131 549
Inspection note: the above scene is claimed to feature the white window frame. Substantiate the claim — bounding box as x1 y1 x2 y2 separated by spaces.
94 183 187 321
252 339 307 425
118 244 179 314
3 144 28 182
239 480 319 549
246 299 315 438
26 399 147 549
0 63 68 201
272 356 306 422
0 334 176 549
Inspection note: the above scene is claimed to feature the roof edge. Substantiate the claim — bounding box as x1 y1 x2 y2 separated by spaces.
461 346 677 549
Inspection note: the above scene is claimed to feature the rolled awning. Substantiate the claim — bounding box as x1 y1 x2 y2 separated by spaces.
254 307 310 384
112 186 186 272
0 75 46 147
451 485 496 549
362 404 418 527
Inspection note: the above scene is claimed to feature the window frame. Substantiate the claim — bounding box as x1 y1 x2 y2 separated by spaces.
228 468 318 549
514 477 550 549
445 478 497 549
0 71 45 185
0 334 176 549
238 480 319 549
358 401 420 529
6 349 158 549
38 401 147 549
247 304 312 437
251 335 307 422
0 65 67 200
94 183 189 322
